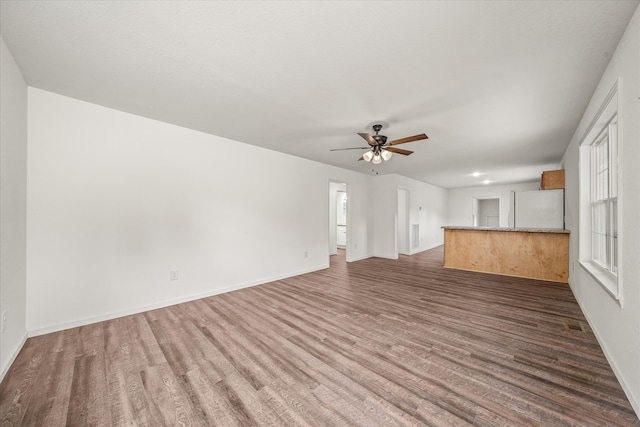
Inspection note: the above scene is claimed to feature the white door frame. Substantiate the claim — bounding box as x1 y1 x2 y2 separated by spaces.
328 180 350 262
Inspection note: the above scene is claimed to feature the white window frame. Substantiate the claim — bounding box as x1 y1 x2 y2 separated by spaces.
578 79 621 305
590 121 617 273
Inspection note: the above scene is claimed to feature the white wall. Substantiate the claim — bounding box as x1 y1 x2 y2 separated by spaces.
0 37 28 380
397 188 409 255
447 182 539 227
396 175 448 255
26 88 374 334
560 6 640 415
371 175 399 258
373 174 448 258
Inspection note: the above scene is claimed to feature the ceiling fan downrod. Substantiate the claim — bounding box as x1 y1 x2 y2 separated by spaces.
371 124 387 145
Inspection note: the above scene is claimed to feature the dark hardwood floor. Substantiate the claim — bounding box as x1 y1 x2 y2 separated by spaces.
1 246 638 426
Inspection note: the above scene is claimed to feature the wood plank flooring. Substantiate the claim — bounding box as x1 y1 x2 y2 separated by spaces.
1 246 638 426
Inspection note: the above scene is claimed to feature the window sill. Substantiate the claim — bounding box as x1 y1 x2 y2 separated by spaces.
578 260 622 307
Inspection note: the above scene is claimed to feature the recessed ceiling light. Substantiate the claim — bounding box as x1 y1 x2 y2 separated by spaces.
483 179 491 185
472 172 482 177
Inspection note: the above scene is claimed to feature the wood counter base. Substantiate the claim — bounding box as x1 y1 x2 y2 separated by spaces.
443 227 570 283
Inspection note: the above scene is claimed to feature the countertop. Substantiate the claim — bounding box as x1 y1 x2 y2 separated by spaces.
442 226 570 234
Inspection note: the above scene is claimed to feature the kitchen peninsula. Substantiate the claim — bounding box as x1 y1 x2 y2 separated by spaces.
442 226 570 283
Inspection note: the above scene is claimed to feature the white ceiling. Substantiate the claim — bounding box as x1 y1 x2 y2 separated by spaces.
1 1 637 188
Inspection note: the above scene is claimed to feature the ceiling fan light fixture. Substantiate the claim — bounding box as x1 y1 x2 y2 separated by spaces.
330 124 425 163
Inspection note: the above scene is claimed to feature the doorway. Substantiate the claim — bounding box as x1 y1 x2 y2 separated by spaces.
329 181 348 258
472 196 500 227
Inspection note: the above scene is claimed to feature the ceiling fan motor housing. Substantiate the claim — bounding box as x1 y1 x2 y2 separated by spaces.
371 124 387 146
372 135 387 145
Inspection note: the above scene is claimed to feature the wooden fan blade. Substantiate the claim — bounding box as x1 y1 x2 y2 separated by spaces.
358 132 378 146
388 133 428 146
385 147 413 156
329 147 369 151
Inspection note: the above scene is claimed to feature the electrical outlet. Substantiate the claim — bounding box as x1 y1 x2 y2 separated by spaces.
304 251 308 258
170 270 179 281
2 311 6 333
354 243 358 249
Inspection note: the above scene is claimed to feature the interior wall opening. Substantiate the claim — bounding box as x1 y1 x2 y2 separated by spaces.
472 196 500 227
329 181 349 260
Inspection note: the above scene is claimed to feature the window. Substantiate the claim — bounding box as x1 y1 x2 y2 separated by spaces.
590 120 617 274
579 79 620 304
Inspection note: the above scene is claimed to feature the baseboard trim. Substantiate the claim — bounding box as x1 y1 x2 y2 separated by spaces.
27 263 329 337
409 243 444 256
0 331 28 383
375 243 444 259
569 280 640 419
346 253 373 262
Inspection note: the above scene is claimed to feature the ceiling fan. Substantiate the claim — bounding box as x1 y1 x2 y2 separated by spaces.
330 124 428 164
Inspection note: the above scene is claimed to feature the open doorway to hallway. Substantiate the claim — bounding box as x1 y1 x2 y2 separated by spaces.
329 181 349 260
472 196 500 227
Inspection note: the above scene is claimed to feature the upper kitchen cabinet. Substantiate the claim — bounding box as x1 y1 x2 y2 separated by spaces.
540 169 565 190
